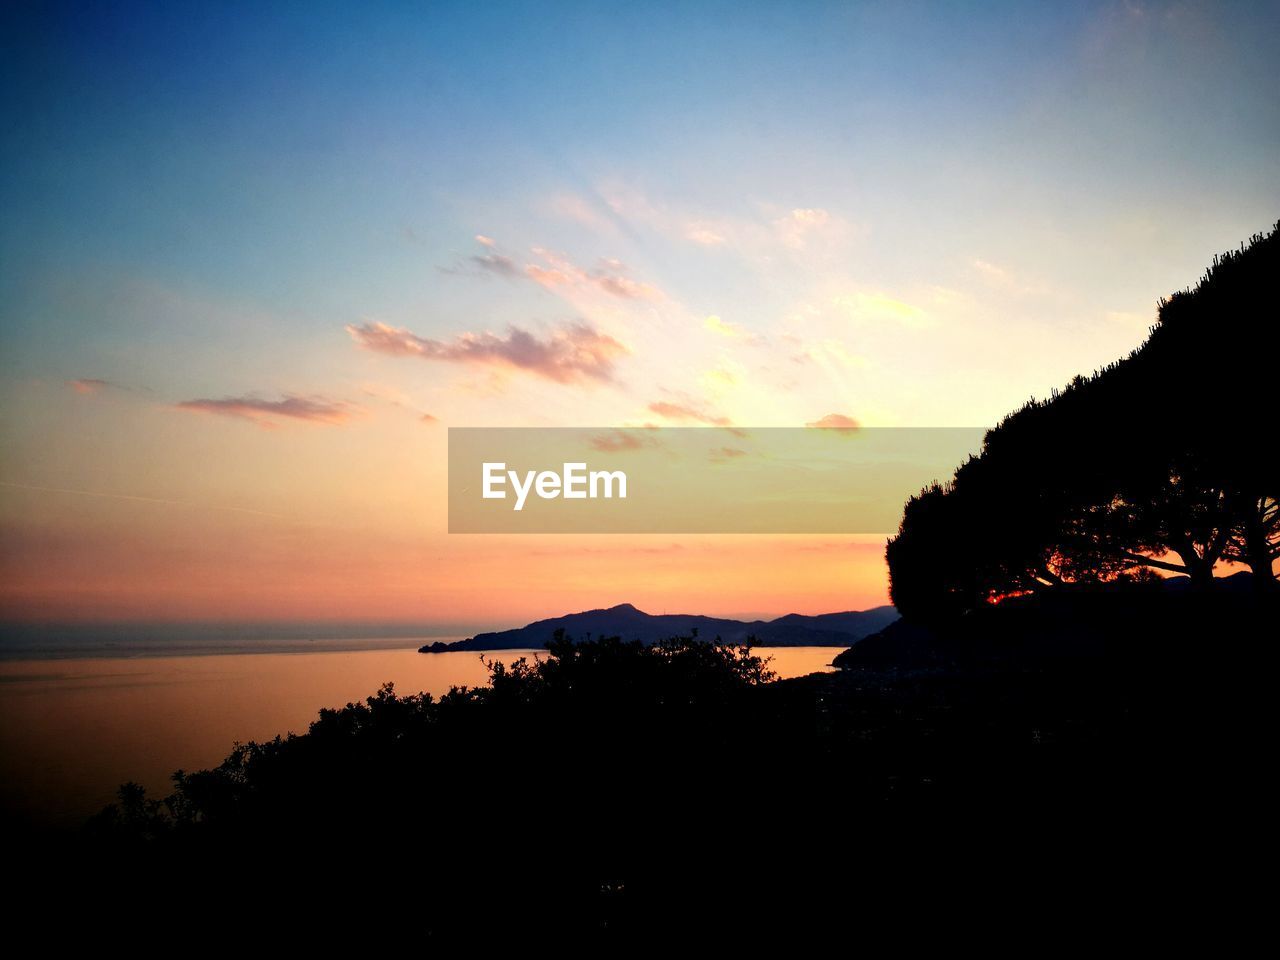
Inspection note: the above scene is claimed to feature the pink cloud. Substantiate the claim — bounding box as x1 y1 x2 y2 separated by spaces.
525 249 663 301
588 429 659 453
686 223 727 246
447 236 663 300
805 413 861 433
346 320 628 384
647 400 732 427
67 378 111 395
176 394 355 428
709 446 748 461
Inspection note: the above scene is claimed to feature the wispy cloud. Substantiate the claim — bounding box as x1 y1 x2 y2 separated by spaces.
709 446 748 461
774 207 831 248
176 394 356 428
441 236 522 278
588 428 659 453
686 222 727 246
0 480 286 518
449 236 663 301
67 378 121 395
701 359 745 390
347 320 628 384
703 314 762 344
359 383 439 423
471 251 521 278
647 400 732 427
526 249 663 301
832 291 929 327
786 336 868 369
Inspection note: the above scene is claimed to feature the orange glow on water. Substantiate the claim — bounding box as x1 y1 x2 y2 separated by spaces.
0 645 840 826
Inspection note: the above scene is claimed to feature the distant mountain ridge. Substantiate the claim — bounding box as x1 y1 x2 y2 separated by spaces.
418 603 899 653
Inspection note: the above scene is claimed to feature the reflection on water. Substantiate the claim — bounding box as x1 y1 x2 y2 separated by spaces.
0 644 836 827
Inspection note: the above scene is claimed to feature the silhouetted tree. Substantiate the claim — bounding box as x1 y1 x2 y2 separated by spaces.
889 222 1279 615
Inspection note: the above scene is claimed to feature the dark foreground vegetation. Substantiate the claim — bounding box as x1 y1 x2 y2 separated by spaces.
31 580 1268 941
19 227 1276 942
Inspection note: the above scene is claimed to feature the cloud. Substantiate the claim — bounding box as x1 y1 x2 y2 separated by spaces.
588 429 659 453
833 292 928 326
686 223 727 246
709 446 748 461
701 362 743 389
0 480 286 519
525 249 663 301
788 208 830 228
347 320 628 384
787 337 869 369
703 315 761 344
805 413 861 433
471 251 521 278
448 238 662 299
67 378 113 395
441 236 521 278
647 400 732 427
775 207 832 249
597 182 734 249
176 394 356 428
359 382 439 423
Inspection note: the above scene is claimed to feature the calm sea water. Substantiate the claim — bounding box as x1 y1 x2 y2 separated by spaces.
0 642 838 828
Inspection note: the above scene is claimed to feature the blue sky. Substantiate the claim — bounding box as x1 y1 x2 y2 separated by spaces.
1 1 1277 623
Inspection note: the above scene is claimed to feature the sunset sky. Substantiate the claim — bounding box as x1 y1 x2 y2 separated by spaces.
2 1 1277 629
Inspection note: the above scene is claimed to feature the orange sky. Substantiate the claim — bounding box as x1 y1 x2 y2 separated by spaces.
3 2 1276 630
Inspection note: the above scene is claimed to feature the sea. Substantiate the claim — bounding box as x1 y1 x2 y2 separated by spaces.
0 637 839 828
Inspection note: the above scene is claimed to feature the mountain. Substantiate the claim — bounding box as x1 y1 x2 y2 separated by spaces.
418 602 899 652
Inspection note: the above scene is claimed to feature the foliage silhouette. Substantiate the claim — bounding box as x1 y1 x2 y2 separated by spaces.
889 224 1279 617
60 582 1268 941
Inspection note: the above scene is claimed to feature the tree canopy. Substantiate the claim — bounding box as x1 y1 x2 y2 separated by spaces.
888 223 1279 618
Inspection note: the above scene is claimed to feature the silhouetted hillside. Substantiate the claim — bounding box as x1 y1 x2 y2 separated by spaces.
418 601 899 652
61 585 1272 940
833 571 1260 668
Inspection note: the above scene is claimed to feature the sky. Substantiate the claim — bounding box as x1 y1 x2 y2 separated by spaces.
1 0 1277 629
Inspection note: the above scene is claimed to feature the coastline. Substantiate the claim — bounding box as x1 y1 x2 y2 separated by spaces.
0 644 839 827
0 635 466 662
